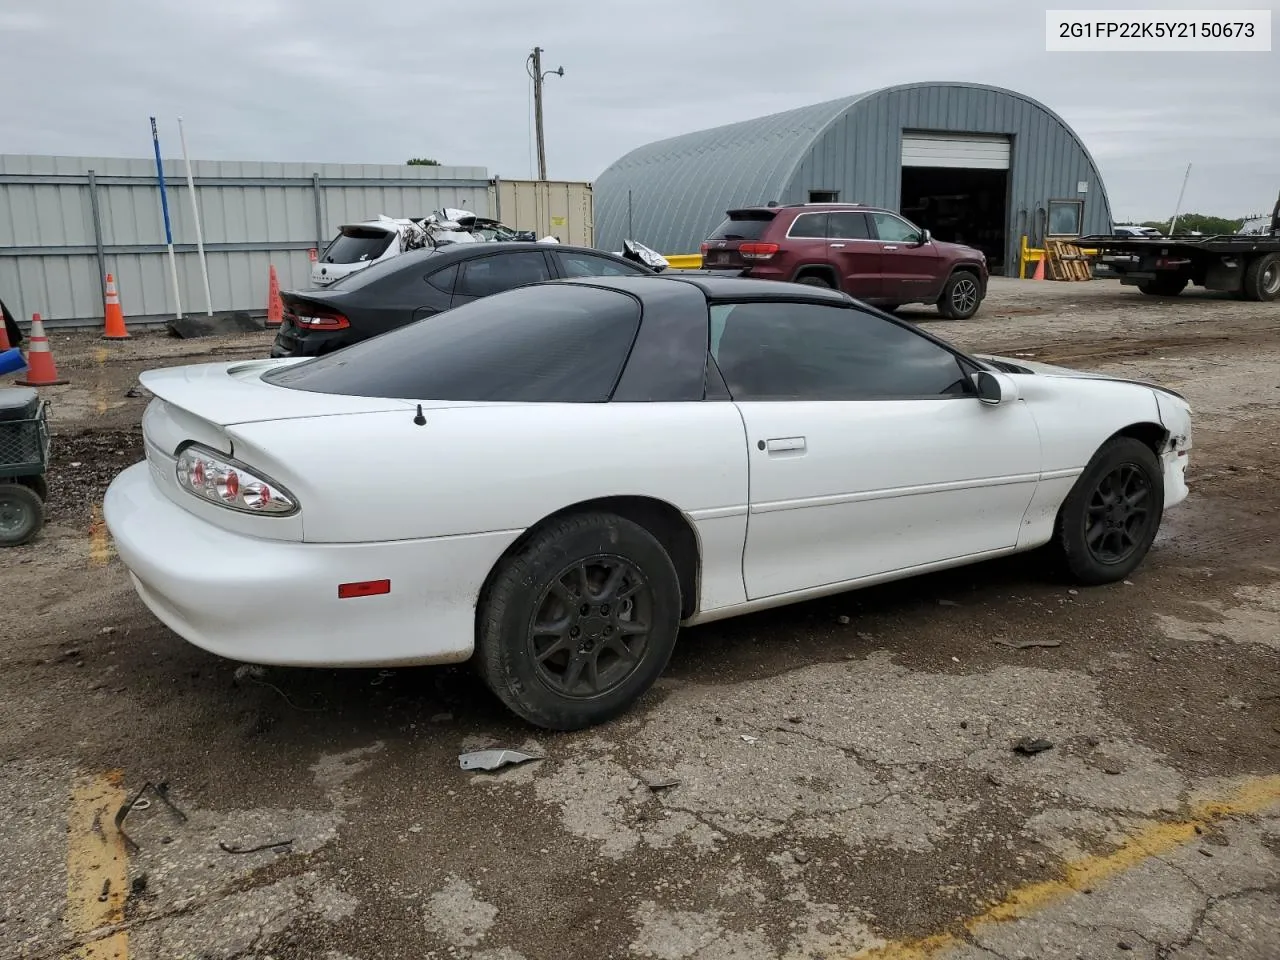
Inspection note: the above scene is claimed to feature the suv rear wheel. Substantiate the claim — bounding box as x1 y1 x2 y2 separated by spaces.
937 271 982 320
796 275 833 289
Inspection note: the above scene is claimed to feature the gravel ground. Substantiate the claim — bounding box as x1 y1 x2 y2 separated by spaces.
1 277 1278 960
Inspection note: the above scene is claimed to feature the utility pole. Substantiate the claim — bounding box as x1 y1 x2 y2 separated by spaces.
527 46 563 181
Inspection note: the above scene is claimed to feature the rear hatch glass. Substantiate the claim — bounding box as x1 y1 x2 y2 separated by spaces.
703 211 775 267
321 227 396 264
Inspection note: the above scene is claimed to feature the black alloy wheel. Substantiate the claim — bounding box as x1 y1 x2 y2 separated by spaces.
529 555 653 699
1083 462 1154 566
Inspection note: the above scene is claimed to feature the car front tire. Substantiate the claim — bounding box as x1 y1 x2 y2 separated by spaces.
476 512 682 730
1054 437 1165 585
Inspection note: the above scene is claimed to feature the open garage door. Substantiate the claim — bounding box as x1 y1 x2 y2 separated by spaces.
900 132 1012 274
901 133 1011 169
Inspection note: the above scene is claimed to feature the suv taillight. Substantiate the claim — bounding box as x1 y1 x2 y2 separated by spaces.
739 242 779 261
288 305 350 330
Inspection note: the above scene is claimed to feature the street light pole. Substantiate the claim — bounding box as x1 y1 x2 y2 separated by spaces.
528 46 564 181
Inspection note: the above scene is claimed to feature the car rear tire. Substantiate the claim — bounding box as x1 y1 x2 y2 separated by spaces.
0 483 44 547
795 275 833 288
1241 253 1280 302
1137 275 1188 296
476 512 682 730
937 271 982 320
1054 437 1165 585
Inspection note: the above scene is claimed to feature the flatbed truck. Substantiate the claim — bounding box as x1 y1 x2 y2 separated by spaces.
1079 193 1280 302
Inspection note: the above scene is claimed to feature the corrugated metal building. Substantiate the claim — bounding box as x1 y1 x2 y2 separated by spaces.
0 154 492 328
594 82 1113 276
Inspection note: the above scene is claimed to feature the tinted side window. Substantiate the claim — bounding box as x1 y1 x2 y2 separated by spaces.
828 212 871 239
557 252 648 278
870 213 921 243
788 213 828 239
425 263 458 294
710 301 970 401
263 285 641 403
456 251 551 298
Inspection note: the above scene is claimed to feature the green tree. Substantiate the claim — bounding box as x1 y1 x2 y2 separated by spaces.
1140 213 1243 235
406 158 441 166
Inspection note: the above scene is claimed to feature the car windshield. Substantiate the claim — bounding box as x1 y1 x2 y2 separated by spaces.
707 213 774 241
262 283 643 402
321 228 396 264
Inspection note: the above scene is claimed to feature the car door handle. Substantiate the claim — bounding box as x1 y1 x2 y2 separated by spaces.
883 245 899 251
829 243 845 249
763 436 806 454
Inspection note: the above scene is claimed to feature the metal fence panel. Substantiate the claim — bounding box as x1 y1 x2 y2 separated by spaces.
0 154 495 328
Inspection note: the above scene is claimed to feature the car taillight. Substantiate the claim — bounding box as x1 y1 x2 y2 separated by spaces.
175 444 298 516
288 305 349 330
739 242 779 260
699 242 709 256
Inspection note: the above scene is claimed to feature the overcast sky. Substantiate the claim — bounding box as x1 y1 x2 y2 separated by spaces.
1 0 1276 222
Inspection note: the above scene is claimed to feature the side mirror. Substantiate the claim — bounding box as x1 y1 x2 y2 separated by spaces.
973 370 1018 405
915 229 931 246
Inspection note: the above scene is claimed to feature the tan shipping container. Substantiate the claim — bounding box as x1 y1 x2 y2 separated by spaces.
488 179 594 247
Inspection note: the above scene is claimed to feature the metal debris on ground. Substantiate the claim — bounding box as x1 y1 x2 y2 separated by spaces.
993 638 1063 649
458 749 543 772
740 735 759 744
114 780 188 852
219 838 294 855
1012 737 1055 756
639 772 680 791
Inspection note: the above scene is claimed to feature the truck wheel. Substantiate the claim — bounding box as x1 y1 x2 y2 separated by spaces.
0 483 44 547
937 271 982 320
1137 275 1188 296
1241 253 1280 302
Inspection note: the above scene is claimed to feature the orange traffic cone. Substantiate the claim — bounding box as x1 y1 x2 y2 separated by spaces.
1032 255 1045 280
0 304 11 351
265 264 283 328
102 273 129 339
15 313 69 387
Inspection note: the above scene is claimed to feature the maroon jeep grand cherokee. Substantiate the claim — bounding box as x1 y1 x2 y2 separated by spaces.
700 203 989 320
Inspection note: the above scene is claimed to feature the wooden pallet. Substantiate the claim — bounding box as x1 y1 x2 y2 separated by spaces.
1044 239 1092 281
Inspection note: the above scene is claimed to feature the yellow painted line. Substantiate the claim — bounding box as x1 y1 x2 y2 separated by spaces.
89 504 112 567
64 771 129 960
94 347 109 414
849 774 1280 960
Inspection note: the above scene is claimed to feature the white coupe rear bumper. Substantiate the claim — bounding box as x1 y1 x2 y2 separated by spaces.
103 462 519 668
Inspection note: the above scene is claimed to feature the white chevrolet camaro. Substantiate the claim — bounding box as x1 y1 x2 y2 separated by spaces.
105 275 1192 730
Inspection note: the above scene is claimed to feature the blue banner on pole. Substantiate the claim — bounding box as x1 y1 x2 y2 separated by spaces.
150 116 175 246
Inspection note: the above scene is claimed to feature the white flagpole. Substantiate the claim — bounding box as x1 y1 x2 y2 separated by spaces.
178 116 213 316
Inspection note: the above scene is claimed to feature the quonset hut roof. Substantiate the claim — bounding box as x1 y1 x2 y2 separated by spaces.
593 82 1112 256
594 93 866 254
